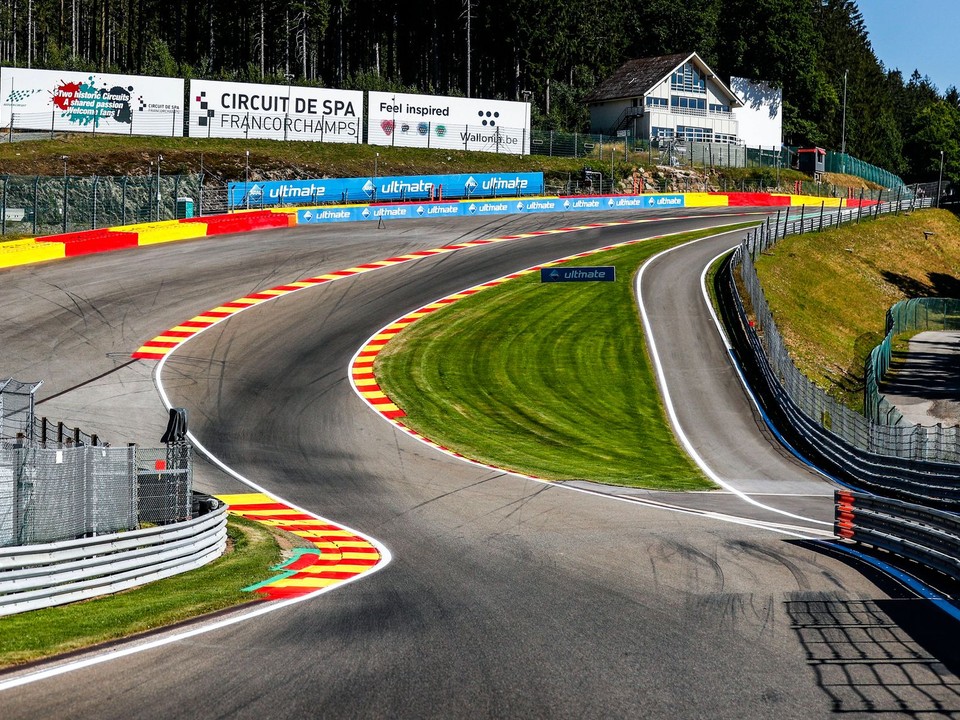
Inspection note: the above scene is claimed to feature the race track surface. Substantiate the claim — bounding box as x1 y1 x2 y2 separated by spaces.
2 211 959 718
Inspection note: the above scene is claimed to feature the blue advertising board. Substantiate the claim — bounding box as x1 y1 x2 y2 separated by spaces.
229 172 544 208
295 194 687 225
540 266 616 283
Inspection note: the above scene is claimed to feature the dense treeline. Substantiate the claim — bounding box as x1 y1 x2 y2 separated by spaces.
0 0 956 183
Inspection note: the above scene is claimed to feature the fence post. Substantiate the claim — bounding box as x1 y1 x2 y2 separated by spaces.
63 174 68 233
92 176 98 229
819 201 825 231
549 130 554 157
172 108 178 138
32 176 39 235
122 176 128 226
50 106 55 139
0 176 5 236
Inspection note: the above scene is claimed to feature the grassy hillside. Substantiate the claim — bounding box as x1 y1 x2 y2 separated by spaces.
754 208 960 410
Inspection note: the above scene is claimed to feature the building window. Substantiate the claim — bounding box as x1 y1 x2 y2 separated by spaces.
709 103 730 114
645 97 668 107
670 96 706 111
671 63 706 94
651 126 675 139
676 125 713 142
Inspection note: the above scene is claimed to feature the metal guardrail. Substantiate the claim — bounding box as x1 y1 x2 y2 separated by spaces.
835 490 960 582
0 500 227 616
718 189 960 583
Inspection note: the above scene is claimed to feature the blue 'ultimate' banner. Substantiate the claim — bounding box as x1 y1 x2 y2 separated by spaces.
228 172 545 208
295 194 687 224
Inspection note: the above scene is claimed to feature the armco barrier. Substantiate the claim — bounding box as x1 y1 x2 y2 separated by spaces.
835 490 960 582
0 502 227 616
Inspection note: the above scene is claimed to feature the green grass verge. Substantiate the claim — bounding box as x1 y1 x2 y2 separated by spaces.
376 226 752 490
0 516 282 668
754 209 960 411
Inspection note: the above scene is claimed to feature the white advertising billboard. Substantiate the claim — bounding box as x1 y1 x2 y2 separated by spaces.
731 77 783 149
368 91 531 155
0 67 184 136
188 79 363 143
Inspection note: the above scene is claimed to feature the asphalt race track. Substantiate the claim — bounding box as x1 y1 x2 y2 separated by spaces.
2 211 960 718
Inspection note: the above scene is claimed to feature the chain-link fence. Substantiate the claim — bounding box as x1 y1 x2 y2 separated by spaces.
864 298 960 427
0 444 138 545
7 110 184 139
0 173 204 236
733 189 960 464
0 380 194 546
530 128 791 170
825 151 905 189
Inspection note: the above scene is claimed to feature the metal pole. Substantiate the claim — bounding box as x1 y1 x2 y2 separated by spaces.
841 69 848 172
62 156 68 233
938 150 945 208
245 150 250 210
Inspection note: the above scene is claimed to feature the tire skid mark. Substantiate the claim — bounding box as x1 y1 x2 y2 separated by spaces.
130 218 659 361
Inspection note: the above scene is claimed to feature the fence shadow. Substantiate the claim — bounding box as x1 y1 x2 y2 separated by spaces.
785 540 960 715
787 595 960 714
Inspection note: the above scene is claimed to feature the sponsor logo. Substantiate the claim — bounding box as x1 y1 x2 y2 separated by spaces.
53 77 135 127
381 119 395 136
464 176 478 193
476 109 500 127
362 180 376 197
3 88 41 106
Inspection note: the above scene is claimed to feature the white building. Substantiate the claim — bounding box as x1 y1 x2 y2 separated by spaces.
586 52 743 144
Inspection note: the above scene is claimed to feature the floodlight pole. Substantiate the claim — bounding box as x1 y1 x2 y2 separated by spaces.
938 150 944 208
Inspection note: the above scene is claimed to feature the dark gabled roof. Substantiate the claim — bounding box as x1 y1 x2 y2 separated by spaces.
585 53 693 103
585 51 742 107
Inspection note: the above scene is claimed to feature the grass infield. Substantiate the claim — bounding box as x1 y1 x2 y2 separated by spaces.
0 517 281 668
376 226 752 489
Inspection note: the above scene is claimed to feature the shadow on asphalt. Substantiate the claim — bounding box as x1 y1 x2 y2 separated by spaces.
787 539 960 714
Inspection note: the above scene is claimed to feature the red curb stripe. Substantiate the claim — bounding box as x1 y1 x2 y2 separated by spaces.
237 512 317 521
132 351 167 360
227 503 291 511
179 320 214 328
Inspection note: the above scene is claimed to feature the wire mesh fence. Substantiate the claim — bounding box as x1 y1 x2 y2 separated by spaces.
732 189 960 464
0 173 204 236
7 110 185 139
864 298 960 427
0 380 195 546
825 151 905 189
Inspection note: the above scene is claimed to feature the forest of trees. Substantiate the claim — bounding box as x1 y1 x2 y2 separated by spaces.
0 0 957 183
